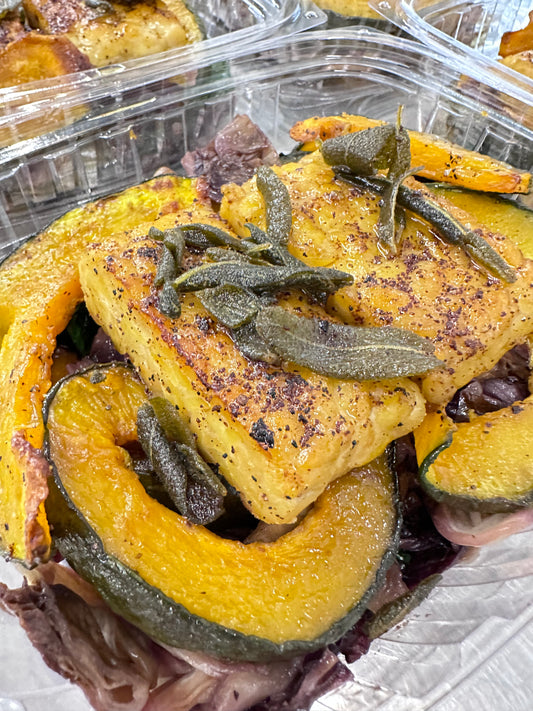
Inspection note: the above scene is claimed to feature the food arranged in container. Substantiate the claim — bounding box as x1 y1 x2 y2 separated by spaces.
0 0 203 84
376 0 533 115
0 26 533 711
314 0 381 21
0 0 324 148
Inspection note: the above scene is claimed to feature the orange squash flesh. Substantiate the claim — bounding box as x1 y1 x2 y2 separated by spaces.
46 364 399 648
415 399 533 512
0 175 197 564
289 114 531 194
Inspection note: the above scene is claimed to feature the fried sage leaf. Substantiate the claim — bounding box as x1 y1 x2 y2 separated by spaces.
242 223 304 268
256 165 293 246
321 125 397 176
205 246 259 263
158 281 181 318
136 402 225 524
377 122 412 252
365 574 442 640
255 306 442 380
149 397 226 497
336 171 517 283
149 396 196 449
172 261 353 297
163 227 186 264
179 223 246 252
198 285 261 329
231 320 280 365
154 244 178 287
321 118 412 252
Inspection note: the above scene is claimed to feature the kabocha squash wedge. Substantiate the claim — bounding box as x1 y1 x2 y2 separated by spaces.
221 151 533 405
414 400 533 513
45 363 400 661
78 211 427 524
426 184 533 261
0 174 198 564
288 114 532 194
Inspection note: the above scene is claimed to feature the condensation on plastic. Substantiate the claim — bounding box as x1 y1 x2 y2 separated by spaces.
374 0 533 111
0 0 325 153
0 27 533 711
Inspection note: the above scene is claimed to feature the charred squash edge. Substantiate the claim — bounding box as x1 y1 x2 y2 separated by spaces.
43 363 402 662
0 174 197 565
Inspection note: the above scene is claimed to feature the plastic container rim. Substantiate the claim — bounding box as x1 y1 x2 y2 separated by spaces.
372 0 533 106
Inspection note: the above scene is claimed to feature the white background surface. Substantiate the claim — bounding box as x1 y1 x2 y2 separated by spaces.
1 525 532 711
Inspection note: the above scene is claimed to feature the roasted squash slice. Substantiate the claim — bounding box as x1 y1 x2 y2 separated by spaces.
24 0 202 68
221 151 533 405
0 33 92 146
0 174 197 564
288 114 531 194
427 184 533 261
0 32 91 87
78 212 426 524
45 363 400 661
414 400 533 513
500 11 533 57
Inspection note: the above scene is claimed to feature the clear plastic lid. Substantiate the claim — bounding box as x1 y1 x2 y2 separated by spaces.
0 0 325 150
374 0 533 113
0 28 532 711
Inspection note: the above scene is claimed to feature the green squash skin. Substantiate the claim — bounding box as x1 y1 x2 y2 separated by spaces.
427 184 533 261
0 175 192 269
43 365 402 663
418 433 533 514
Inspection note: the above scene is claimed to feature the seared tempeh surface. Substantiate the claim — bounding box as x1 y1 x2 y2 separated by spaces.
79 208 426 524
221 151 533 405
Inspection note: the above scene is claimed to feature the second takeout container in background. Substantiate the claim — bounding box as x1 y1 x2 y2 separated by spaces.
0 0 325 151
374 0 533 116
0 27 533 711
2 27 533 250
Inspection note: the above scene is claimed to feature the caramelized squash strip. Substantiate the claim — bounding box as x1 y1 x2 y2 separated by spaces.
0 175 197 564
289 114 531 194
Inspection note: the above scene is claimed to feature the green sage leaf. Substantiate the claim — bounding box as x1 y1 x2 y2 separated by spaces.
198 284 261 329
205 246 256 263
243 223 304 268
180 223 245 252
321 125 397 176
137 402 225 524
149 397 226 499
377 123 412 252
162 227 186 265
256 165 293 246
172 261 353 297
254 306 442 380
335 171 517 282
136 402 189 516
149 396 196 449
230 320 280 364
154 244 178 287
158 281 181 318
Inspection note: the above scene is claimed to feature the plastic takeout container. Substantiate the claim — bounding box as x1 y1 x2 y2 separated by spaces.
0 27 533 711
374 0 533 111
0 0 324 150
